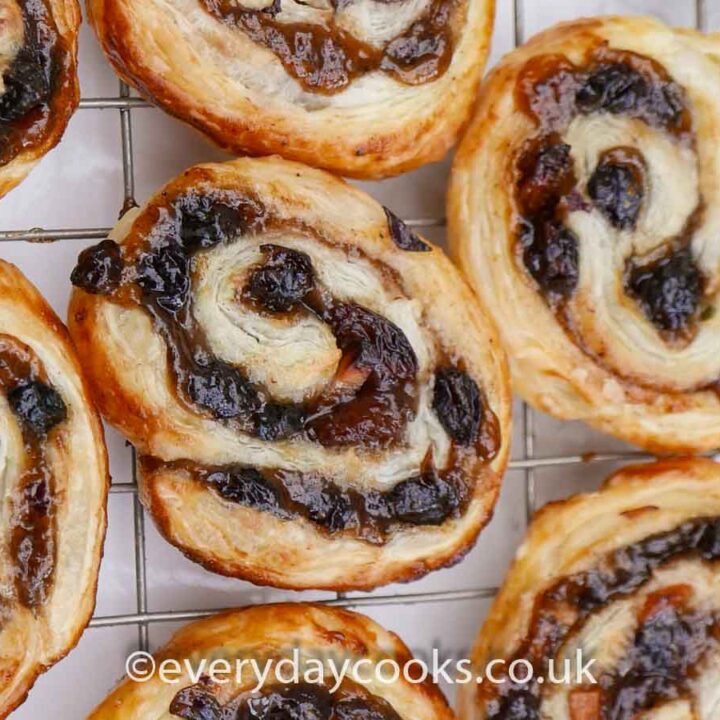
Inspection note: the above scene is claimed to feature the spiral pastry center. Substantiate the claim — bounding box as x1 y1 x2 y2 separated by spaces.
511 45 720 393
483 516 720 720
71 183 500 544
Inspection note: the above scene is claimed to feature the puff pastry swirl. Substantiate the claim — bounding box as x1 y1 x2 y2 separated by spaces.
89 602 454 720
460 457 720 720
0 0 80 197
68 156 511 590
0 260 108 717
449 16 720 452
87 0 493 178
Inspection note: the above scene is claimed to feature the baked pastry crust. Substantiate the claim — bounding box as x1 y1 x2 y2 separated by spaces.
68 155 511 590
86 0 494 178
460 457 720 720
89 603 454 719
0 0 80 198
0 260 108 717
449 16 720 452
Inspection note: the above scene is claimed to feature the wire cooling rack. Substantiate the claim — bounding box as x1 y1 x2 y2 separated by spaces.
0 0 708 677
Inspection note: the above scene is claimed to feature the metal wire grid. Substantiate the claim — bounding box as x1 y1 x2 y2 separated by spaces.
0 0 708 656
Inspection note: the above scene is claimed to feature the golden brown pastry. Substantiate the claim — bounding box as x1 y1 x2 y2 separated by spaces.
449 16 720 453
0 0 80 197
89 603 454 720
0 260 108 717
86 0 494 178
460 457 720 720
68 155 511 590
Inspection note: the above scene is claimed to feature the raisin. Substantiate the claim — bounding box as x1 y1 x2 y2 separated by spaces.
284 475 356 532
245 245 315 312
516 140 575 215
362 490 393 522
606 606 710 720
588 156 644 230
627 247 703 333
253 403 305 441
178 198 247 252
207 468 281 514
186 362 259 419
71 239 124 294
577 63 648 115
324 303 417 390
577 62 684 130
8 380 67 435
521 220 579 301
170 686 222 720
383 208 430 252
334 699 397 720
382 20 448 82
389 475 457 525
136 244 190 313
0 47 50 123
246 686 333 720
488 688 540 720
432 368 483 446
698 519 720 560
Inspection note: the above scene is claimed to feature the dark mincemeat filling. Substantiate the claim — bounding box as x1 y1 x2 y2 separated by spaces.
199 0 455 94
484 516 720 720
171 681 402 720
0 335 66 609
142 455 472 543
512 48 706 339
72 190 500 539
0 0 66 167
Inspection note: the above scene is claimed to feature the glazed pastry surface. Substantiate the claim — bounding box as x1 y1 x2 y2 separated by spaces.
88 603 454 720
68 155 511 590
460 457 720 720
0 0 80 197
0 260 108 717
86 0 494 177
450 15 720 452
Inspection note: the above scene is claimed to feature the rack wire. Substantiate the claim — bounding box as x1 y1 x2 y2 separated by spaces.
0 0 708 659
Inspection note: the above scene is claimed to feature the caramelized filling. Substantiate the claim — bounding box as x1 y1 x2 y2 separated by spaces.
199 0 455 94
512 47 705 338
171 681 402 720
483 516 720 719
0 334 66 609
0 0 69 167
142 455 475 543
72 188 500 538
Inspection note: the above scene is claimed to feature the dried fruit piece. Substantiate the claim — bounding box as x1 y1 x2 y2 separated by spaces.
8 380 67 435
588 148 645 230
432 368 484 446
0 46 51 123
245 245 315 312
136 244 190 313
207 468 282 515
178 198 246 251
521 220 580 302
627 247 703 333
186 362 259 420
389 474 458 525
516 139 575 215
383 207 430 252
70 239 124 294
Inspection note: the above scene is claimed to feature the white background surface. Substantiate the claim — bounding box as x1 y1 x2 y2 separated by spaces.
0 0 713 716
